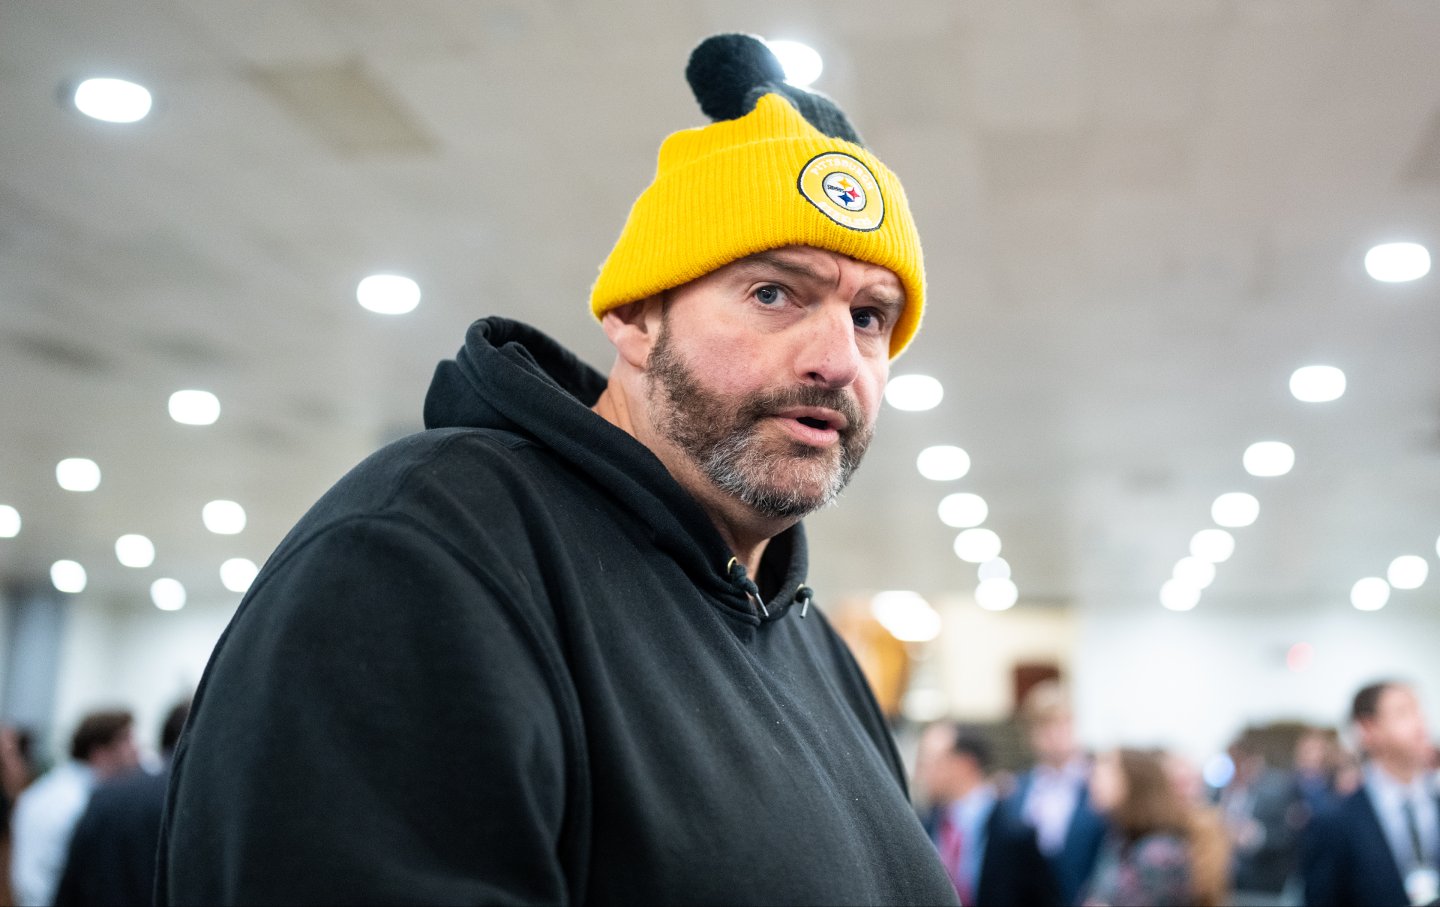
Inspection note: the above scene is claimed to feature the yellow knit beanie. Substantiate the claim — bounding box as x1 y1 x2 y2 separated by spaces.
590 35 925 358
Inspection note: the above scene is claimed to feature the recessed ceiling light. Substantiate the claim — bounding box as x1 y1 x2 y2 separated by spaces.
869 591 941 642
0 505 19 538
884 374 943 412
1173 556 1217 590
221 557 259 594
73 77 153 123
51 560 87 594
356 274 420 314
1387 555 1428 590
1160 579 1200 612
1289 365 1345 403
765 39 823 88
1364 242 1430 283
1243 441 1294 478
953 527 1001 563
975 578 1019 611
1211 492 1259 528
115 534 156 568
1350 577 1390 611
151 577 187 611
1190 529 1235 563
917 445 970 481
169 390 220 426
938 492 987 528
56 458 101 492
977 557 1011 582
202 500 247 535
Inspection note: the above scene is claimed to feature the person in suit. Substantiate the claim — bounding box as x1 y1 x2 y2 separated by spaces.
915 721 1062 907
1303 681 1440 907
1007 682 1108 905
53 701 190 906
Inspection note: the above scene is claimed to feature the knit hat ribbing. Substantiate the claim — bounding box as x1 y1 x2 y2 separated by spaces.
590 34 925 359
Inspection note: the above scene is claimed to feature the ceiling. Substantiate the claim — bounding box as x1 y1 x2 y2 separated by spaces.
1 0 1437 620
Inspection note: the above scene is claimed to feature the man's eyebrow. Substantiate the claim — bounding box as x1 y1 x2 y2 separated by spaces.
735 252 908 312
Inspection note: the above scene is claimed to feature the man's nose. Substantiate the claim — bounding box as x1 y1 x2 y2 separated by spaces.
795 304 862 389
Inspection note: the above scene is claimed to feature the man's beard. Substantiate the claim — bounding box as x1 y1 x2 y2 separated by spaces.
647 322 873 521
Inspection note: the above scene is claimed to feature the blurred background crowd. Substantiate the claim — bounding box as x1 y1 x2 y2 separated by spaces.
2 676 1435 906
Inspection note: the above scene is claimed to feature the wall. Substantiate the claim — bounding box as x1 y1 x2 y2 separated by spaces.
47 595 236 763
1071 604 1440 761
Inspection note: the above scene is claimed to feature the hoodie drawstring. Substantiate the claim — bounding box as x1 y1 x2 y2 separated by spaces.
727 558 814 619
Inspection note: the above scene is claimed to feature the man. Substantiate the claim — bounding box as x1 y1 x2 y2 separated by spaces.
159 34 957 905
1303 681 1440 907
9 711 139 907
53 701 189 907
1004 681 1107 906
1220 729 1304 904
915 722 1060 907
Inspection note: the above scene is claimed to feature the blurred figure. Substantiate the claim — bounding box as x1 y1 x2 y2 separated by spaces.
8 712 138 906
2 727 38 907
915 722 1061 907
1086 748 1229 907
1221 730 1304 905
1292 728 1340 820
1008 681 1108 905
54 701 190 907
1164 753 1233 907
1303 681 1439 907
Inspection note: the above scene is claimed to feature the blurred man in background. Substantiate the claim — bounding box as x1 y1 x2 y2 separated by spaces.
1221 729 1304 905
1007 681 1107 905
915 721 1060 906
54 700 190 907
8 711 138 907
1303 681 1439 907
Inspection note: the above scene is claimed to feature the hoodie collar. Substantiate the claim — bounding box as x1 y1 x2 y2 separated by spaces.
423 317 810 622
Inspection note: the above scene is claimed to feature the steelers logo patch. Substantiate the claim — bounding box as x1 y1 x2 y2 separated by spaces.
797 152 885 231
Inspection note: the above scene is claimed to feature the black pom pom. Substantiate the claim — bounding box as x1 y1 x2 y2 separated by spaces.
685 34 786 122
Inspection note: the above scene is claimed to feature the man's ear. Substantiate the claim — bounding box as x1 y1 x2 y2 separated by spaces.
601 296 664 371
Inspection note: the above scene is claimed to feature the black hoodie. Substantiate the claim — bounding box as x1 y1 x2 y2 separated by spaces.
159 317 959 906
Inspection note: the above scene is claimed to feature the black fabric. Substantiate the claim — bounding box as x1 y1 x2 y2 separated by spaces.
55 768 168 907
158 316 958 906
1302 786 1438 907
974 805 1064 907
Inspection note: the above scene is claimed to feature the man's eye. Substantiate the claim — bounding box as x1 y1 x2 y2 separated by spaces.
755 285 783 305
853 308 882 330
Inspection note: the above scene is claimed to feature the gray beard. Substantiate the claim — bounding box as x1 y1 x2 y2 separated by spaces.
647 320 872 521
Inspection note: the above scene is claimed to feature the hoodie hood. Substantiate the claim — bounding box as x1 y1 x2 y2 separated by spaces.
423 316 809 621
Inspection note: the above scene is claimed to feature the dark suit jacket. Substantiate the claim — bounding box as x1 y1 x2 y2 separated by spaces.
1302 785 1440 907
924 799 1063 907
1007 771 1108 906
54 767 169 907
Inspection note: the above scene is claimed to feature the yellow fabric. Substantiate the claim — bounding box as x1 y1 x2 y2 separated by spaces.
590 93 926 358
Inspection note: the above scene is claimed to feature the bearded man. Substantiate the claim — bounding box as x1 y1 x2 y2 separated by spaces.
160 34 956 906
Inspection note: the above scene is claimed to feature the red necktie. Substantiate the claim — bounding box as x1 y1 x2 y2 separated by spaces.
938 813 971 904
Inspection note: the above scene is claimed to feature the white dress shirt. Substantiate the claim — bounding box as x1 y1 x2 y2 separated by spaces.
1022 757 1087 857
1364 762 1440 874
8 761 97 907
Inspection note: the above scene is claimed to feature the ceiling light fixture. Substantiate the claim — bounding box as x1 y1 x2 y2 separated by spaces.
1387 555 1428 590
1190 529 1235 563
1364 242 1431 283
115 534 156 568
73 77 153 123
977 557 1011 582
953 527 1001 563
917 445 970 481
1289 365 1346 403
1173 556 1217 590
221 557 259 594
56 458 101 492
169 389 221 426
51 560 87 594
764 40 824 88
202 500 247 535
1243 441 1294 478
0 505 19 538
884 374 943 412
1211 492 1259 528
1350 577 1390 611
938 492 988 528
1160 579 1200 612
151 577 187 611
975 578 1019 611
870 590 941 642
356 274 421 315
